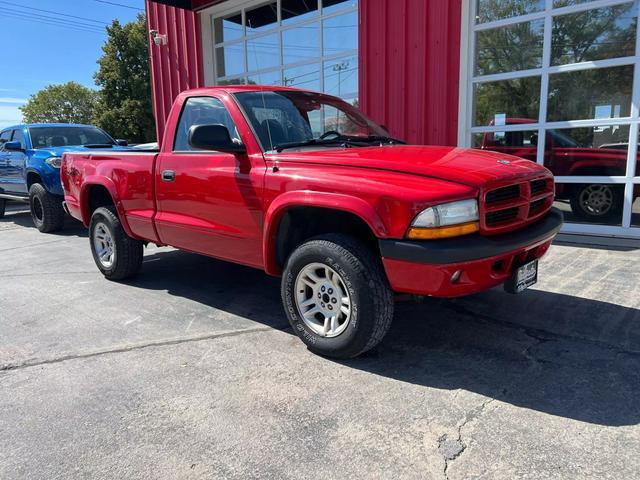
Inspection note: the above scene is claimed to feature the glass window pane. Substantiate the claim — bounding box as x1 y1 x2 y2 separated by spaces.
631 186 640 227
324 56 358 98
472 130 539 162
554 0 602 7
246 2 278 34
323 0 357 15
283 23 320 64
476 0 544 24
547 65 634 122
281 0 318 25
323 11 358 55
284 63 321 90
473 77 541 127
174 97 240 151
247 69 282 86
551 4 637 66
247 34 279 71
543 125 630 176
216 43 245 78
554 182 624 226
218 77 246 86
213 13 243 44
475 19 544 76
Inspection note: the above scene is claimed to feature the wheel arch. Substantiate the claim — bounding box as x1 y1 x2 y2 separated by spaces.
80 178 136 238
263 191 387 276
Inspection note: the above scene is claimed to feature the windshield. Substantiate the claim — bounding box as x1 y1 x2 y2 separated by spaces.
29 126 115 149
233 91 393 151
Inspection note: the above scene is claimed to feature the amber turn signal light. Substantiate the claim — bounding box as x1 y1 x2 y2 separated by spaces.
406 221 480 240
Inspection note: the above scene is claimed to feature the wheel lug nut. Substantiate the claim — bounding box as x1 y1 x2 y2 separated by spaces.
328 288 333 294
321 286 325 292
328 305 333 310
331 298 337 304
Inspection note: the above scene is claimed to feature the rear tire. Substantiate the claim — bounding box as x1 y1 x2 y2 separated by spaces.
29 183 64 233
0 199 5 219
282 234 394 359
90 206 143 281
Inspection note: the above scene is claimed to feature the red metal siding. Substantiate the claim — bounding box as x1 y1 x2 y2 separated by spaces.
146 1 205 141
360 0 462 146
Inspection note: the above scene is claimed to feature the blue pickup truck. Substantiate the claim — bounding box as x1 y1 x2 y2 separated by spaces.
0 124 126 232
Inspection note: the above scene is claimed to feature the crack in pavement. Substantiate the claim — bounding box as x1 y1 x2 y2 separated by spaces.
439 397 497 480
0 324 290 372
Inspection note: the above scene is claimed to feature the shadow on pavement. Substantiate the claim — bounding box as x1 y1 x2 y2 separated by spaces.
129 248 640 427
0 206 87 237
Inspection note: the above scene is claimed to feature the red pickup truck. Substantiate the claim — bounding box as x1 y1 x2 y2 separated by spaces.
62 86 563 358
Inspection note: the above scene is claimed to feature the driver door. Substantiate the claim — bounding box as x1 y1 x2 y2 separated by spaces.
5 129 28 194
154 96 265 269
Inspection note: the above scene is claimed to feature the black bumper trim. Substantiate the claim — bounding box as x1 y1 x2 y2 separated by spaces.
379 207 564 265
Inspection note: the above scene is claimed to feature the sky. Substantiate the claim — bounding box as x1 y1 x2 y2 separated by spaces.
0 0 145 128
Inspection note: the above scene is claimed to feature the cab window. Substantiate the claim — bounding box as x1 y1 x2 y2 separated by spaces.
0 130 11 146
174 97 240 152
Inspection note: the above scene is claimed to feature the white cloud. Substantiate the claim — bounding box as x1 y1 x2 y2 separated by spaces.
0 97 28 104
0 105 23 129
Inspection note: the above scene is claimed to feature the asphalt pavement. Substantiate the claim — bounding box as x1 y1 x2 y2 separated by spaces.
1 203 639 479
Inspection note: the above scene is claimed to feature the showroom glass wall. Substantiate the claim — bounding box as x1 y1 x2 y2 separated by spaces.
460 0 640 238
206 0 358 105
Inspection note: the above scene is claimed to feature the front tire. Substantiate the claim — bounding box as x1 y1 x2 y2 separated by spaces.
282 234 394 359
29 183 65 233
569 183 623 222
90 206 143 280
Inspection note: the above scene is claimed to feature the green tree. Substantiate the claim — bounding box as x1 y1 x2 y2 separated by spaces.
20 82 97 124
93 14 155 143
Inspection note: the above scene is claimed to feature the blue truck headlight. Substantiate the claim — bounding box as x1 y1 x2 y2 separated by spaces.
45 156 63 168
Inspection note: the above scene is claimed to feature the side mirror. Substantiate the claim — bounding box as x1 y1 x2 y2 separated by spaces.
116 139 128 147
4 141 23 152
188 124 245 154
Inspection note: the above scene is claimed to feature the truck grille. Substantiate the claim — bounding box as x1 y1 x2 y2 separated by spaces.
481 176 554 235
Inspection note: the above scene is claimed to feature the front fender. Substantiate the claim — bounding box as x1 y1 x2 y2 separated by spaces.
262 191 387 276
25 152 63 196
79 176 136 238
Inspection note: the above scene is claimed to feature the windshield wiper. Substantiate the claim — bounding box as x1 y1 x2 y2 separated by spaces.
358 135 406 145
273 138 364 152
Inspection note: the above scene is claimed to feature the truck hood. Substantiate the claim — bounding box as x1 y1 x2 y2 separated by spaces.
270 145 549 188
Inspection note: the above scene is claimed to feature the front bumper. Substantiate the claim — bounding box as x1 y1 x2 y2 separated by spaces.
379 208 563 297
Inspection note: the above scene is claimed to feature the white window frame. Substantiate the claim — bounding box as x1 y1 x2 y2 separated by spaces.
459 0 640 239
200 0 359 100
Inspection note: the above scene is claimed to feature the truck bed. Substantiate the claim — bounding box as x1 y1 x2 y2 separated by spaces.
62 151 160 242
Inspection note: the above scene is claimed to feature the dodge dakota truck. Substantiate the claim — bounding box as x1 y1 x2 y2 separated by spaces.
0 123 126 232
62 86 563 358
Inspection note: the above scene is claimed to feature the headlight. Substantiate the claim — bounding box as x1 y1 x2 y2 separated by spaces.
45 156 62 168
407 199 479 240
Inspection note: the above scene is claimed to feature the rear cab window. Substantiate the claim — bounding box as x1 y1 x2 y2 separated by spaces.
173 97 240 152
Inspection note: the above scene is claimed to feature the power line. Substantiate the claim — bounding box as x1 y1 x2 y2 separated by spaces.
0 0 109 25
92 0 144 11
3 11 105 34
2 7 105 31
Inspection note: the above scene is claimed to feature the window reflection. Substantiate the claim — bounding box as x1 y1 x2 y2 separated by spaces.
473 76 541 126
323 11 358 56
551 4 637 66
247 34 279 71
247 69 282 86
324 56 358 98
216 43 245 78
476 0 544 24
246 2 278 33
281 0 318 25
554 182 624 225
547 65 633 122
543 125 631 177
472 129 539 162
214 13 243 44
283 23 320 64
631 189 640 226
323 0 357 14
475 19 544 75
284 63 321 91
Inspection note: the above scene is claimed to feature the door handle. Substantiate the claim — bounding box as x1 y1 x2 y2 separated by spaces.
161 170 175 182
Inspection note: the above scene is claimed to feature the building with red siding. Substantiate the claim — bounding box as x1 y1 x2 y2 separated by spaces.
146 0 640 239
